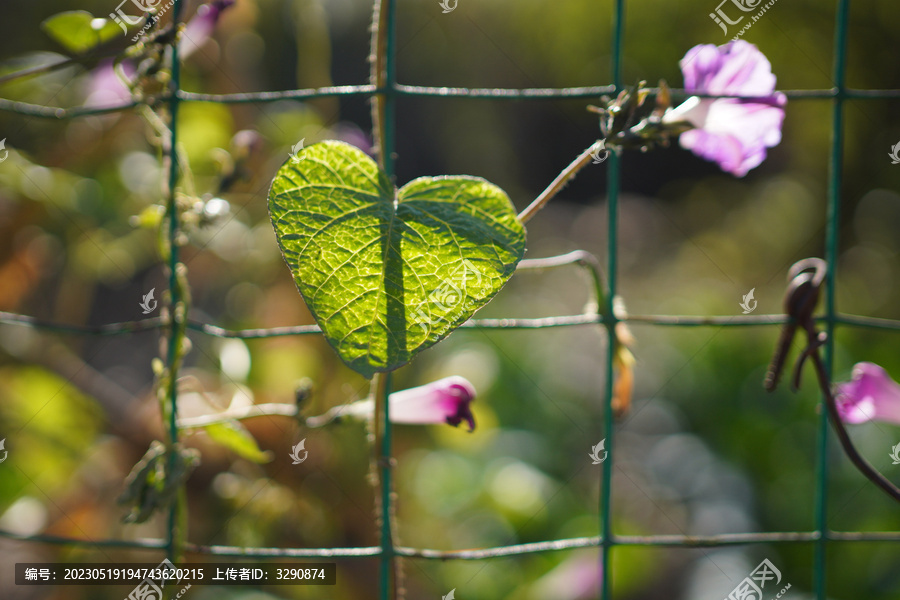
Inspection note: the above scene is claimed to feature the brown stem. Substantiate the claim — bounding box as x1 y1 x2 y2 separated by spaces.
517 141 603 224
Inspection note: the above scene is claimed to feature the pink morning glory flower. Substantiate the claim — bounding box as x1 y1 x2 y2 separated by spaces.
180 0 236 59
83 1 235 108
664 40 786 177
329 376 477 431
835 362 900 426
83 59 135 109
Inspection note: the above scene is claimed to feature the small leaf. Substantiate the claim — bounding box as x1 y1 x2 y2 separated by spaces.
268 141 526 377
204 420 273 463
118 441 201 524
41 11 122 55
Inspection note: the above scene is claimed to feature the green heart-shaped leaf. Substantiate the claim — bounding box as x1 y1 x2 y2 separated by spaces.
268 141 526 377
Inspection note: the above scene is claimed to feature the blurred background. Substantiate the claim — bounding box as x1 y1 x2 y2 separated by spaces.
0 0 899 598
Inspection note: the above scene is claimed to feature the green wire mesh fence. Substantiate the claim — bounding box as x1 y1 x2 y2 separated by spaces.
1 0 899 598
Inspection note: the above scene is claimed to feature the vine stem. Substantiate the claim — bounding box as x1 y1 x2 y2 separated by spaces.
162 0 188 580
370 372 399 599
177 403 299 428
518 250 607 310
809 350 900 503
517 141 604 224
369 0 390 170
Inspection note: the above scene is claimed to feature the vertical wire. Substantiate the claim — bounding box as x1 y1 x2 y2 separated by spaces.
817 0 850 596
380 2 398 598
165 0 186 567
601 1 626 598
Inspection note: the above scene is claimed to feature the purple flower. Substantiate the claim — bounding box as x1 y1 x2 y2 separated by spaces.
83 59 135 109
336 376 477 431
180 0 236 59
388 376 476 430
84 1 235 107
664 41 786 177
835 362 900 425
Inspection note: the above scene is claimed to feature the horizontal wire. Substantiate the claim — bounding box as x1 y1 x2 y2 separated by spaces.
6 311 900 337
190 321 320 337
3 530 897 558
1 85 899 119
625 314 787 326
833 313 900 331
398 85 900 101
184 543 382 558
394 84 616 99
0 311 165 335
0 97 141 119
178 84 376 104
0 530 168 549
